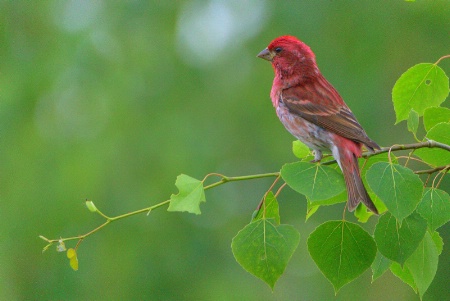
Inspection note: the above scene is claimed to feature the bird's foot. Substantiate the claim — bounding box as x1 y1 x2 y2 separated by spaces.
310 150 323 163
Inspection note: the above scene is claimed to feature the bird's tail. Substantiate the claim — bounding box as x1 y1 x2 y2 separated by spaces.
338 148 378 214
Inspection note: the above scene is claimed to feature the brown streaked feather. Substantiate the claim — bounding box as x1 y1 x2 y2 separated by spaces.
281 74 380 151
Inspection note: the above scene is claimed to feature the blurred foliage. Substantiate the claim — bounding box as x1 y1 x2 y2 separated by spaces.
1 0 449 300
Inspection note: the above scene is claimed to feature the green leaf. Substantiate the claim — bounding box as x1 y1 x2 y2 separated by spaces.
392 63 449 123
305 204 319 221
360 153 395 215
307 221 376 293
354 203 374 223
415 122 450 167
423 106 450 132
371 252 391 282
281 162 345 201
405 232 439 298
366 162 423 222
168 174 205 214
292 140 311 159
232 199 300 289
374 212 427 265
417 188 450 231
253 192 280 224
390 262 417 293
431 231 443 255
407 109 419 137
85 200 98 213
361 153 397 174
305 191 347 220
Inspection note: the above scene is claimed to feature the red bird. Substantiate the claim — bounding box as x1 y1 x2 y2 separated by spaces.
258 36 379 214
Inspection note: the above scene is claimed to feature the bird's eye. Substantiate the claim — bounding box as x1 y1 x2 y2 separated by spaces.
275 47 282 53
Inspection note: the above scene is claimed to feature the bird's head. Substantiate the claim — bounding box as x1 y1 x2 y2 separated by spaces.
257 36 318 81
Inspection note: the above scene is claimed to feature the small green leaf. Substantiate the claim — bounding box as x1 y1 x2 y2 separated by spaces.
415 122 450 167
232 200 300 289
307 221 376 293
354 203 374 223
423 107 450 132
305 191 347 220
390 262 417 293
168 174 205 215
371 252 391 282
305 204 319 221
417 188 450 231
281 162 345 201
85 200 97 213
374 212 427 265
431 231 443 255
253 192 280 224
366 162 423 222
407 109 419 137
405 232 439 298
392 63 449 123
307 191 347 207
292 140 311 159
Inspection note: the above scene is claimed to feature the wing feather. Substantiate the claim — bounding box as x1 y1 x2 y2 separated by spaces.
281 75 379 150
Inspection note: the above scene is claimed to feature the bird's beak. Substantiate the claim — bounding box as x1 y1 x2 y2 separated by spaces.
257 48 274 61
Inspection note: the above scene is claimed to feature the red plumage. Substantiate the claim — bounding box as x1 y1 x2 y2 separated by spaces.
258 35 379 214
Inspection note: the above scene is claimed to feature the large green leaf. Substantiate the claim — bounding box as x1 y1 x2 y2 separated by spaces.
374 212 427 265
307 221 376 293
167 174 205 214
281 162 345 201
366 162 423 222
423 106 450 132
232 196 300 289
417 188 450 231
415 122 450 167
392 63 449 123
405 232 439 299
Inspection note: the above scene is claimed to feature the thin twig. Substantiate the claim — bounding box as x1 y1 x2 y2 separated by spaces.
415 165 450 175
203 172 280 190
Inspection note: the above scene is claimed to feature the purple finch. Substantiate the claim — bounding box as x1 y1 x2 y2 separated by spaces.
258 36 379 214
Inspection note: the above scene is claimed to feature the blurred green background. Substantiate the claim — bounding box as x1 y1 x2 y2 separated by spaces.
1 1 449 300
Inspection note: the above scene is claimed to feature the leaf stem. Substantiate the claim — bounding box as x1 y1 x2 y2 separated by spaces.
435 54 450 65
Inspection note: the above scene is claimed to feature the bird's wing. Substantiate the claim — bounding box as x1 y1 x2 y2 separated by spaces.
281 77 379 150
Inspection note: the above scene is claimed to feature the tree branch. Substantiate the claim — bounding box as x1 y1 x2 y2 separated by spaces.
40 140 450 251
323 140 450 166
